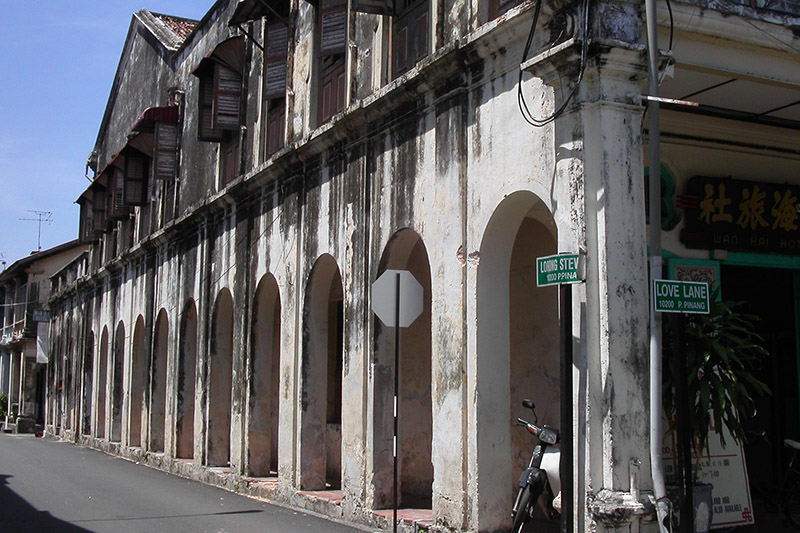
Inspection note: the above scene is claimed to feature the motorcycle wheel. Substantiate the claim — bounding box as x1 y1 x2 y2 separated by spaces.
511 486 533 533
785 483 800 530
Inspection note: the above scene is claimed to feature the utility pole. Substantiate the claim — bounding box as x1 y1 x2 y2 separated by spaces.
19 210 53 252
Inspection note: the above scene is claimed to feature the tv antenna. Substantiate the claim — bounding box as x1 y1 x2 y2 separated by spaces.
19 210 53 252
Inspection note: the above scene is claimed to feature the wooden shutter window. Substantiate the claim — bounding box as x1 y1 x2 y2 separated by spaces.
320 0 347 56
153 122 180 180
198 69 225 142
124 152 150 206
92 187 107 234
265 22 288 99
490 0 521 19
318 57 346 124
352 0 394 15
392 0 429 79
108 168 130 219
79 201 95 243
213 63 242 131
266 98 286 156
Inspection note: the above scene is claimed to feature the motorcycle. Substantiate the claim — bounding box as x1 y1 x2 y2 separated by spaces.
510 399 561 533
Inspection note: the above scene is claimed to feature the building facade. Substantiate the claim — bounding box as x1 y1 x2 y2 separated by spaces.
45 0 799 531
1 241 88 433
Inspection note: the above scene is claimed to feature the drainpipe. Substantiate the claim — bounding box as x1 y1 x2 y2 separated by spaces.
645 0 670 531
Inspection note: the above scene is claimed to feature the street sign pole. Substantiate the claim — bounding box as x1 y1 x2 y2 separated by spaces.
371 269 423 533
560 282 573 533
674 314 693 533
393 272 400 533
652 278 710 533
537 251 583 533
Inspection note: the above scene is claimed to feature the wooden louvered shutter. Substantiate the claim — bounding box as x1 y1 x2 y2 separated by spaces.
124 152 149 206
107 168 129 219
392 0 428 78
266 98 286 156
198 70 225 142
320 0 347 56
153 122 180 180
114 168 128 215
265 22 288 99
490 0 520 18
213 63 242 130
92 187 107 233
80 201 95 243
352 0 394 14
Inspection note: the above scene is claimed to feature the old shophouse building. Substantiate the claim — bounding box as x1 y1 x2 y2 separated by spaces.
46 0 799 531
1 241 88 433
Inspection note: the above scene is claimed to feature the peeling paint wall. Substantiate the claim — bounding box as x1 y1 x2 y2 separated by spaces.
44 0 800 531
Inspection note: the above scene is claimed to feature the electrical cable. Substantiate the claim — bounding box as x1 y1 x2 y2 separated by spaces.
517 0 590 127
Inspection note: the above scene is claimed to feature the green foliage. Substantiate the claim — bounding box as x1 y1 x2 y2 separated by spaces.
0 394 7 419
663 294 771 455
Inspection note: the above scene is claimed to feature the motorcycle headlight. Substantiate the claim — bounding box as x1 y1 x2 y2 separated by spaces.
540 428 558 445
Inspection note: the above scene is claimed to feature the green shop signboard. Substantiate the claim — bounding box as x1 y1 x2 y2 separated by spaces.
680 176 800 255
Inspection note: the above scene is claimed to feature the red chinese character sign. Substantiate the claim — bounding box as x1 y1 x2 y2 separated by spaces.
680 176 800 254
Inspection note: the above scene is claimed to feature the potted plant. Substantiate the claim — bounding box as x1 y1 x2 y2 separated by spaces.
663 293 771 532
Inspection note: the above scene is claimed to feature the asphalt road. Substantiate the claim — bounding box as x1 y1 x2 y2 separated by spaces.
0 432 365 533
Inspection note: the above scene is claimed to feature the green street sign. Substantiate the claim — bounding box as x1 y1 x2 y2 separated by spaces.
653 280 710 314
536 253 583 287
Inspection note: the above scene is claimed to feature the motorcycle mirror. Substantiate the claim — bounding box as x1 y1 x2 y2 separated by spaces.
522 399 535 410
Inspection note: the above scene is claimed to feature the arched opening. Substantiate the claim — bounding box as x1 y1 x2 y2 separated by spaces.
177 300 198 460
111 321 125 443
475 191 560 530
96 327 109 439
208 289 234 467
130 316 147 447
248 274 281 477
372 229 433 510
82 331 94 436
150 309 169 452
299 254 344 490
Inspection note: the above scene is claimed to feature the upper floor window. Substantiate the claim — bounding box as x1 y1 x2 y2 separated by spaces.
488 0 521 19
318 0 348 125
392 0 428 78
192 37 245 142
351 0 430 80
265 20 289 156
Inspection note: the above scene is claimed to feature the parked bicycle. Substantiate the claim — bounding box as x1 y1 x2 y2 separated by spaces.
510 399 561 533
782 439 800 529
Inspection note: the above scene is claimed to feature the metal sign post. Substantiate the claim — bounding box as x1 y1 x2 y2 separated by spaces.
653 279 710 533
372 269 423 533
536 252 584 533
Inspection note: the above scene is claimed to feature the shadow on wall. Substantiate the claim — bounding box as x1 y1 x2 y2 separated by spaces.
0 474 91 532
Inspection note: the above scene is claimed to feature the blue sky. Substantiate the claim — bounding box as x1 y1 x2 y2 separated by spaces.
0 2 209 269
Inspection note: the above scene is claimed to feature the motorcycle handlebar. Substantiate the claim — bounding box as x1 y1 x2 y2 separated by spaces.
517 417 560 444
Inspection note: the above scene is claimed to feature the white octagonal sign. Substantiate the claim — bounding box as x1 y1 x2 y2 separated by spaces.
371 269 424 328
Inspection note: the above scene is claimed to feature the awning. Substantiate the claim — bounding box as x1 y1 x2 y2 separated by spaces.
229 0 290 25
190 36 246 76
131 105 179 133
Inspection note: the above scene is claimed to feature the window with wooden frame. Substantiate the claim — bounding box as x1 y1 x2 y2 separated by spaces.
92 186 108 235
193 38 245 142
107 167 130 220
264 20 288 157
350 0 429 80
392 0 429 78
488 0 521 19
317 0 347 125
123 149 151 206
221 136 241 186
78 198 95 244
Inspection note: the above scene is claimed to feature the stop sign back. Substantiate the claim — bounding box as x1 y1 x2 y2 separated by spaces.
371 269 423 328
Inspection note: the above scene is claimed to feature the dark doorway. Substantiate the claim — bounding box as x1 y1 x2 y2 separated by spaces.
721 265 799 495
